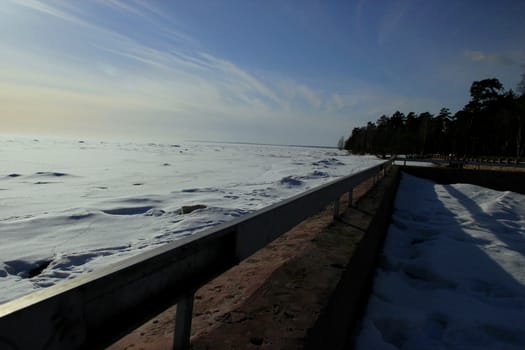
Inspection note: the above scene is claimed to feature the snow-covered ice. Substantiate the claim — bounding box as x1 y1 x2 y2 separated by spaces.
0 136 382 304
356 173 525 350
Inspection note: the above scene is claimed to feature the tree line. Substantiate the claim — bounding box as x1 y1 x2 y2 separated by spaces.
344 76 525 159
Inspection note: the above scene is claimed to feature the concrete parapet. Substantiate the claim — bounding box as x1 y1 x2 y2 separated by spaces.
401 165 525 194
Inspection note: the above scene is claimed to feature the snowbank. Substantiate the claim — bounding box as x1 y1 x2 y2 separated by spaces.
355 173 525 349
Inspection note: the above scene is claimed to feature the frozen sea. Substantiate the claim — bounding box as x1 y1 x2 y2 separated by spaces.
0 136 382 304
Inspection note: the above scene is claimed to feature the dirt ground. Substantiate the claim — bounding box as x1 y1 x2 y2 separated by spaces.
108 178 378 350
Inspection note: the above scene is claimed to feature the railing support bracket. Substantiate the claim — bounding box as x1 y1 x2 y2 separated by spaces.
173 290 195 350
333 198 340 219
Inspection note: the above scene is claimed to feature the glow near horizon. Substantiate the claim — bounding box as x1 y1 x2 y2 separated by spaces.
1 0 524 146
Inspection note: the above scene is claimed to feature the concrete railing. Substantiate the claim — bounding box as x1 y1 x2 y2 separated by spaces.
0 159 392 350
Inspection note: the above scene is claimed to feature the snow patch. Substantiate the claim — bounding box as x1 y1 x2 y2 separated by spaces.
355 173 525 350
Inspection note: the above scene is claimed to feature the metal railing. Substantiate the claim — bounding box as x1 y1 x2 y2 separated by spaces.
394 156 525 169
0 159 392 350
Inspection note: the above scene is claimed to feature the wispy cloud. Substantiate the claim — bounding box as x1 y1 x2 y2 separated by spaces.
8 0 91 27
278 80 323 110
377 0 413 45
8 0 357 116
464 50 521 66
325 93 348 112
1 0 454 145
3 2 282 108
199 53 284 108
102 0 145 18
353 0 366 32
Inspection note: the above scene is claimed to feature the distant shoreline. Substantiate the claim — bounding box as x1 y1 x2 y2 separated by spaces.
186 139 338 150
0 133 338 150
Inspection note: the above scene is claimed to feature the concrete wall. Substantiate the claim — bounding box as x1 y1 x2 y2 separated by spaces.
401 166 525 194
305 166 401 350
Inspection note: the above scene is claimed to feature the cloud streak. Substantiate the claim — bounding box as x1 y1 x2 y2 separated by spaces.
1 3 279 112
464 50 522 66
377 0 413 45
3 1 354 132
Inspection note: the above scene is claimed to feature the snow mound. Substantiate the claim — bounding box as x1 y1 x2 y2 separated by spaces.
302 170 330 179
312 158 345 168
356 173 525 350
279 176 304 187
102 206 156 216
33 171 70 177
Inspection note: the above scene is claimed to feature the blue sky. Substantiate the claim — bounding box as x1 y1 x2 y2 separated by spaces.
1 0 524 146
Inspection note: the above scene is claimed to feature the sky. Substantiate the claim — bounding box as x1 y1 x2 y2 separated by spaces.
1 0 524 146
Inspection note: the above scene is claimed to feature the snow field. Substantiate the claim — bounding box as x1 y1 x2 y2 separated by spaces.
0 136 382 303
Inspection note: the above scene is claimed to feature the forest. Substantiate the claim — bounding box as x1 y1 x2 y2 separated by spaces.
343 76 525 159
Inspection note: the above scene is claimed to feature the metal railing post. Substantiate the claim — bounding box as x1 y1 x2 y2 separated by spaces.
333 197 340 219
173 291 195 350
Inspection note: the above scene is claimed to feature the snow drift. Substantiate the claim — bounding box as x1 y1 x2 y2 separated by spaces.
356 173 525 350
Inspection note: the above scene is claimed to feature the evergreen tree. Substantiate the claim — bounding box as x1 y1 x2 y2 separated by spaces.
343 75 525 159
516 72 525 96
